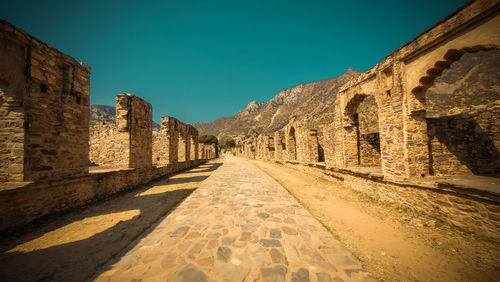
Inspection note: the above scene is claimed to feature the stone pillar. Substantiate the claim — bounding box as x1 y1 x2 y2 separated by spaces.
268 136 275 160
190 131 199 161
307 129 319 163
115 94 152 170
274 131 282 161
199 144 204 160
398 63 430 178
342 115 360 167
178 129 187 162
0 34 27 182
286 126 297 161
156 116 179 166
185 132 191 162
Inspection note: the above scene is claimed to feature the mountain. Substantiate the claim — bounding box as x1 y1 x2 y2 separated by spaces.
90 105 115 126
90 104 161 130
194 68 363 136
425 50 500 117
195 49 500 137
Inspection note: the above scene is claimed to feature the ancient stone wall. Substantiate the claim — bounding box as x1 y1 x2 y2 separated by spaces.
281 161 500 241
90 94 153 170
199 144 217 159
306 129 319 163
0 20 214 232
273 131 286 161
359 133 381 167
89 123 117 167
153 116 201 167
284 125 297 161
115 94 152 169
232 1 500 240
0 19 90 182
427 100 500 176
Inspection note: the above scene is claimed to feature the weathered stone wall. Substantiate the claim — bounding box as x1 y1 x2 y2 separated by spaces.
284 125 297 161
152 129 164 166
281 161 500 240
232 1 500 240
359 133 381 167
274 131 286 161
199 144 217 159
0 20 214 232
89 123 118 167
114 94 152 169
0 159 205 232
153 116 201 167
427 100 500 176
255 135 274 161
0 19 90 182
90 94 153 170
0 24 26 182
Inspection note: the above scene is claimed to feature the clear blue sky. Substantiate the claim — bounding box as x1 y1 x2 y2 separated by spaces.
1 0 468 124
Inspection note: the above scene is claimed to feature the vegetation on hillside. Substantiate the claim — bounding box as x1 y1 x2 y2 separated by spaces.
198 135 218 145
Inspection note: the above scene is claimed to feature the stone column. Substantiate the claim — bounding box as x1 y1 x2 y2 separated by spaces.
115 94 152 170
307 129 319 162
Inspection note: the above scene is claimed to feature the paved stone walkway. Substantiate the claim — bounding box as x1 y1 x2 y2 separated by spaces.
94 157 374 281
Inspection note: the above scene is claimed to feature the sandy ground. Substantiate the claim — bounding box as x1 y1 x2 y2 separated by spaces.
0 160 222 282
251 159 500 282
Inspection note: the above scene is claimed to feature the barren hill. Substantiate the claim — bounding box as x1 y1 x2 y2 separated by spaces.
194 50 500 137
194 69 363 136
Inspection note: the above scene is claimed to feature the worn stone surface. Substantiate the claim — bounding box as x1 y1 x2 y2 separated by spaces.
94 157 373 281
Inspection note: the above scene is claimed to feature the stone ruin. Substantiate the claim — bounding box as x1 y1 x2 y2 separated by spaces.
234 0 500 240
0 19 217 232
0 0 498 241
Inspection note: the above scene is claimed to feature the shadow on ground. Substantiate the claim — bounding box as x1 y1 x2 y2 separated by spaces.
0 161 223 282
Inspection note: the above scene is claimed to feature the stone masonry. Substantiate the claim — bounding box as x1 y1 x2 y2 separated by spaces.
152 116 199 167
0 20 216 232
234 0 500 240
0 19 90 183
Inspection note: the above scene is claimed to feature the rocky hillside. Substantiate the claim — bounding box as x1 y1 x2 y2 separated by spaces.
194 68 363 136
90 105 115 126
195 49 500 137
426 50 500 117
91 105 161 130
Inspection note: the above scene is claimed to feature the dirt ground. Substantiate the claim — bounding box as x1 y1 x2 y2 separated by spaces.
251 159 500 282
0 160 222 282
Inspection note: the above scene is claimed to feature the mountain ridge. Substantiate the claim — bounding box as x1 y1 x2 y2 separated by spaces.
194 68 363 136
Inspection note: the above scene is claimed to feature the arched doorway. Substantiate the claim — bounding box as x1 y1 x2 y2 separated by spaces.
343 94 381 169
422 49 500 176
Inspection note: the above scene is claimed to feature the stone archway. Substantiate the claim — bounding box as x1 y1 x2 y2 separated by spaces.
342 94 381 168
406 46 500 177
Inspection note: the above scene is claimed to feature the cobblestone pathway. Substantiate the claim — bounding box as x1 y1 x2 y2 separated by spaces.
94 157 374 281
